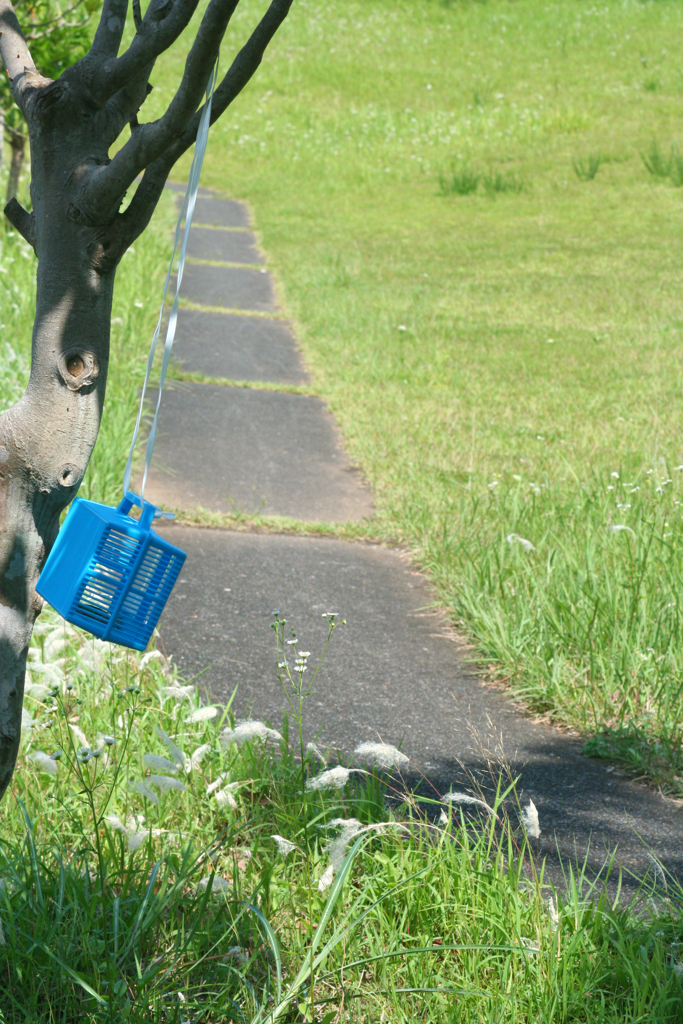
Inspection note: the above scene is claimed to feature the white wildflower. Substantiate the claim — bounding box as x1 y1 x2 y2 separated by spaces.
306 766 354 791
29 751 58 776
220 721 283 749
130 780 159 805
272 835 297 858
143 754 179 774
318 864 334 892
186 706 218 724
506 533 535 552
155 727 185 769
69 723 89 749
609 524 635 535
354 741 409 770
443 792 493 814
522 799 541 839
147 775 187 794
198 876 231 894
187 743 212 772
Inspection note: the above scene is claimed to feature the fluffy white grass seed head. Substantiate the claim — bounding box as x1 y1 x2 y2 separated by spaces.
318 864 334 892
306 765 355 791
147 775 187 794
29 750 58 775
188 743 212 772
354 741 409 769
198 876 231 894
206 773 229 795
143 754 179 774
220 721 283 749
69 723 89 748
155 727 185 769
160 684 196 703
130 780 159 804
186 706 218 724
127 831 149 853
272 835 297 857
306 742 327 764
443 792 493 814
506 533 535 552
216 782 240 809
523 799 541 839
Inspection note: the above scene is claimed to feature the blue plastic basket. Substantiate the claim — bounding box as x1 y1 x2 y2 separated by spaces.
36 492 186 651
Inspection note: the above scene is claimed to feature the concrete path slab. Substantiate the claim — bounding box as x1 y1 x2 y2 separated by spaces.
179 264 276 312
174 309 309 383
155 524 683 896
142 383 374 521
187 228 264 265
191 196 250 229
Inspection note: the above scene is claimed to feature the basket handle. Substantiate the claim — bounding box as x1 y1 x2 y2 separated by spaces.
118 491 175 531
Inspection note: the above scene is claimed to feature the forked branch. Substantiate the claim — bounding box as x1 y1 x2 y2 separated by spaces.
96 0 293 242
91 0 202 104
85 0 241 214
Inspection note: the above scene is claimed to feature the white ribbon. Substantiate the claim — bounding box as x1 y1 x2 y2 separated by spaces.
123 62 219 499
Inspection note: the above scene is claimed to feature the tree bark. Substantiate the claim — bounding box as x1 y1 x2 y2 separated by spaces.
6 128 25 204
0 0 293 801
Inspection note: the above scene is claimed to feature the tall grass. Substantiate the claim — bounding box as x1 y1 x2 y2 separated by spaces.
1 612 680 1022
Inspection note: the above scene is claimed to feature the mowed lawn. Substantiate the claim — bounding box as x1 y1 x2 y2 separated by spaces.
140 0 683 787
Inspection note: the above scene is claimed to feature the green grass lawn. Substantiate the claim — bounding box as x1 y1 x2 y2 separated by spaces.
134 0 683 791
4 4 683 1020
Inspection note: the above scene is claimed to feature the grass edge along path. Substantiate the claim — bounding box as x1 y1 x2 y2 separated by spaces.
0 610 680 1023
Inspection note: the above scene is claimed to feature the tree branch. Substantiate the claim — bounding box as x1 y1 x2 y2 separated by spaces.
97 65 154 148
90 0 128 58
4 197 36 251
92 0 202 105
85 0 240 214
0 0 47 116
156 0 293 166
90 0 293 259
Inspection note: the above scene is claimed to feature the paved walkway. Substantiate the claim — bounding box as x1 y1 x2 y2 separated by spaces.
148 187 683 898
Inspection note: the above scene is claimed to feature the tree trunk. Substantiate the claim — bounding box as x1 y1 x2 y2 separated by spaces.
0 107 116 798
6 128 24 204
0 0 294 803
